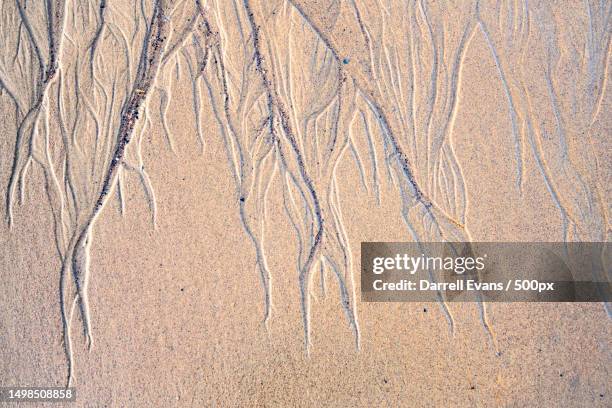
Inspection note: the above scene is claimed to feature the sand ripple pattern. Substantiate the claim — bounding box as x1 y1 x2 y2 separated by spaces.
1 0 609 384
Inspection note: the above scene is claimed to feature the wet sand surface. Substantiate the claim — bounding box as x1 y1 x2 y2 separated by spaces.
0 1 610 406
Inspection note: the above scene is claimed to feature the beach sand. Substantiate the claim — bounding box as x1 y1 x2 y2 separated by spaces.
0 1 610 406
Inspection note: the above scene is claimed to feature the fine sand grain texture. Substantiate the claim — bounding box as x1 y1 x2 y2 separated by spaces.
0 1 610 406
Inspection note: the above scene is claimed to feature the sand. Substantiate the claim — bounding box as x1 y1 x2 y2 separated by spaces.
0 0 610 406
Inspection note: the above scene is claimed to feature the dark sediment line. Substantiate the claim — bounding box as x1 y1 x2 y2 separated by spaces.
61 0 169 386
90 2 167 218
6 0 66 227
194 0 274 324
287 0 430 209
243 0 325 349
